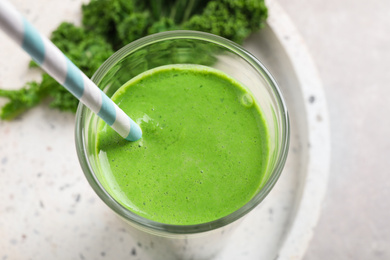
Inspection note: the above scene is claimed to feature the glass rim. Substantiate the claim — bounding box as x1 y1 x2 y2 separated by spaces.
75 30 290 234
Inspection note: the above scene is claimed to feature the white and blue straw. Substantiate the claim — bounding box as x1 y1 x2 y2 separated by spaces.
0 0 142 141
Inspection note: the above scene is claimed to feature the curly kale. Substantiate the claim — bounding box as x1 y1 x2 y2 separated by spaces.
0 81 46 120
183 0 268 43
0 0 267 120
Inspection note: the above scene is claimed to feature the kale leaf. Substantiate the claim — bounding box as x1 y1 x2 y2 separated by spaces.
0 0 267 120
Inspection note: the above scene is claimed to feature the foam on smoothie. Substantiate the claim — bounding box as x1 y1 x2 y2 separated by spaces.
96 64 270 225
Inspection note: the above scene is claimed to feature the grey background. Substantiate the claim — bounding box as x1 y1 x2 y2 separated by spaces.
277 0 390 259
0 0 389 259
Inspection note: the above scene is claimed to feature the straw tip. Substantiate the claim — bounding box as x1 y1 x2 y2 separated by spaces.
125 124 142 142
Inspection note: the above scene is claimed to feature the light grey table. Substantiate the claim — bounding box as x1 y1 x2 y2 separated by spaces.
0 0 388 259
277 0 390 259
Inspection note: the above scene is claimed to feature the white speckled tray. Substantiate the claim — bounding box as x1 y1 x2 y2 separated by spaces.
0 0 330 259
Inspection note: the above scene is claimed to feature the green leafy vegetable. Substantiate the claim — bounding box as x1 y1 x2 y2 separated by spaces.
0 81 46 120
183 0 268 43
0 0 267 120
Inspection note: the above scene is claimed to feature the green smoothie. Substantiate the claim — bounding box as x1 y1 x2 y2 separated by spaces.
96 64 270 225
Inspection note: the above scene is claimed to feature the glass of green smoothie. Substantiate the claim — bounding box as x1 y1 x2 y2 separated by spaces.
75 30 289 260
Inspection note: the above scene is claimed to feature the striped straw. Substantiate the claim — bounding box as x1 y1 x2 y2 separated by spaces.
0 0 142 141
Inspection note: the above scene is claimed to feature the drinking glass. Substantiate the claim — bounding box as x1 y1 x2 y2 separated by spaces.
75 30 290 260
